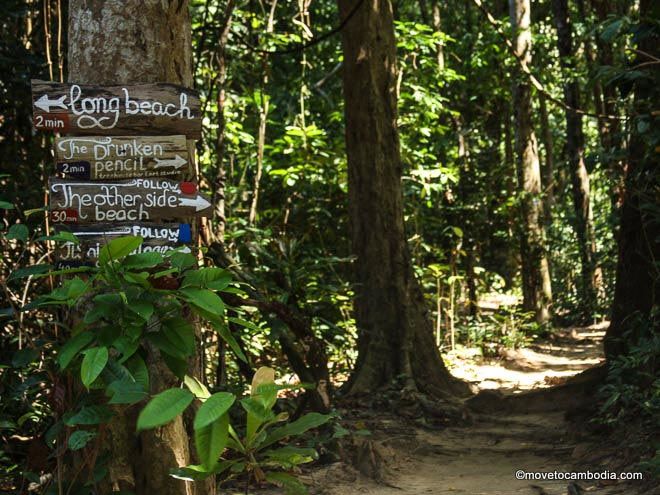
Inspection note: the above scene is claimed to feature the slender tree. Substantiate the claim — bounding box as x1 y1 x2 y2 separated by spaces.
509 0 553 323
337 0 470 398
552 0 600 317
67 2 210 493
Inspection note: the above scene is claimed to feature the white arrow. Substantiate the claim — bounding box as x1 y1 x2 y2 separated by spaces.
154 154 187 169
35 94 67 112
179 195 211 212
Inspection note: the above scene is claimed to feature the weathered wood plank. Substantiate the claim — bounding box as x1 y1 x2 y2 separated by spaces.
48 178 212 223
32 80 202 138
54 222 191 264
54 135 189 180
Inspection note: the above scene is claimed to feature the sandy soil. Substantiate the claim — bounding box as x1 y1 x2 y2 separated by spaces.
233 323 656 495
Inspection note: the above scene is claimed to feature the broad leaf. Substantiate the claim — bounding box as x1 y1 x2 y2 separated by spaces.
136 388 193 431
179 288 225 316
262 412 332 449
80 347 109 388
123 252 163 270
98 236 143 265
194 392 235 430
107 379 148 405
65 405 113 426
68 430 97 451
195 413 229 469
58 331 94 369
184 375 211 400
6 224 29 242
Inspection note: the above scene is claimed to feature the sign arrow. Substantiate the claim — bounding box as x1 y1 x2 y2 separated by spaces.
35 94 67 112
154 154 187 169
179 195 211 212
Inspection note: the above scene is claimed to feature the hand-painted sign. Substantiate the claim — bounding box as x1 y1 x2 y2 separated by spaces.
48 178 212 223
32 80 202 138
55 223 192 263
54 135 189 180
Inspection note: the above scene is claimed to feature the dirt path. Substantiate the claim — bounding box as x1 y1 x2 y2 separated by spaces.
298 323 651 495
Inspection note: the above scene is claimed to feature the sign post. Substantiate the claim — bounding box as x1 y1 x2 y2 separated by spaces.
33 80 207 263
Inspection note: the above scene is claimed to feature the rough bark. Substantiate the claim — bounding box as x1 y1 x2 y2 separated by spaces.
605 0 659 361
509 0 553 324
68 2 208 494
338 0 470 399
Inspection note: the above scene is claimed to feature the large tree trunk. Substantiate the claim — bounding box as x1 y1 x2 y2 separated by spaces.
509 0 553 324
68 2 207 494
338 0 470 399
605 0 659 362
551 0 600 317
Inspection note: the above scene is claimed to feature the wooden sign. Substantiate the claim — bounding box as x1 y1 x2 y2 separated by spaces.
48 178 212 223
54 135 189 180
55 223 192 263
32 80 202 138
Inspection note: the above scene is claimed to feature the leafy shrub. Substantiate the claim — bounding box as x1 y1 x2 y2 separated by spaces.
164 367 333 494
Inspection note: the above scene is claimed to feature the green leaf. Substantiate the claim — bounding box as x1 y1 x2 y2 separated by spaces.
126 354 149 391
107 379 148 405
36 231 79 244
213 321 247 362
195 413 229 469
170 464 220 481
262 412 332 449
146 332 188 360
265 472 308 495
8 264 53 282
0 200 14 210
6 224 29 242
263 446 318 466
58 331 94 369
181 267 231 290
65 405 113 426
241 397 275 441
98 236 143 265
161 317 195 357
194 392 235 430
167 251 197 271
80 347 109 387
184 375 211 400
179 288 225 316
136 388 194 431
127 301 154 322
123 252 163 270
67 430 97 451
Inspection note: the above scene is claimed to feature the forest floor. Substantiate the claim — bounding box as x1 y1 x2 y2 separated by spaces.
252 322 658 495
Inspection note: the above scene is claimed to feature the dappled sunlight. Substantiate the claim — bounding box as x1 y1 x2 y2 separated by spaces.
446 323 607 392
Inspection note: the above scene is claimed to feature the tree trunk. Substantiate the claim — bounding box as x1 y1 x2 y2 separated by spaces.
605 0 659 362
68 2 208 493
509 0 553 324
538 92 554 227
338 0 470 399
552 0 600 317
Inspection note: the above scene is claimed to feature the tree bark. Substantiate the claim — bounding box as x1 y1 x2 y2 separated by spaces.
538 92 554 227
68 2 208 493
552 0 600 317
605 0 659 362
509 0 553 324
338 0 470 399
